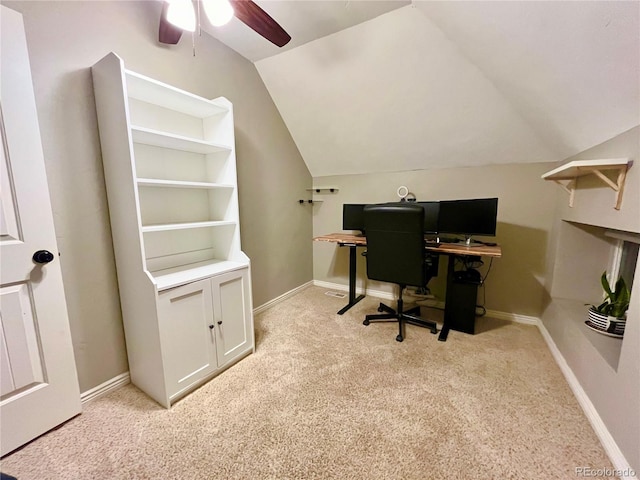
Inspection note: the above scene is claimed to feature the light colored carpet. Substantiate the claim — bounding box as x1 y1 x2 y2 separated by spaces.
1 286 613 479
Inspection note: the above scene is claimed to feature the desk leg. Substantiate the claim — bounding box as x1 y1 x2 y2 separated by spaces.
337 245 365 315
438 326 450 342
438 323 450 342
438 255 456 342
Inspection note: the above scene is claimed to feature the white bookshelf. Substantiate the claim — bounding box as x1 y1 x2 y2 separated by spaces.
92 52 254 408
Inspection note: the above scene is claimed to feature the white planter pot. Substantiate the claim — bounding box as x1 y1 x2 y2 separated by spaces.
586 307 626 337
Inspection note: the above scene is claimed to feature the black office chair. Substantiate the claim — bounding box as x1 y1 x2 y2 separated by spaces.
362 203 438 342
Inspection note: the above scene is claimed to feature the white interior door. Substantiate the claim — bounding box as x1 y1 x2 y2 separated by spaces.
0 5 81 456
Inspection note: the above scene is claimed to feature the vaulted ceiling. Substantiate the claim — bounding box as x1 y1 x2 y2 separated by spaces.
207 1 640 177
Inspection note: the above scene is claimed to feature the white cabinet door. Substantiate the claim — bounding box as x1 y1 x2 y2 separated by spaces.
158 279 217 401
0 6 81 456
212 269 253 366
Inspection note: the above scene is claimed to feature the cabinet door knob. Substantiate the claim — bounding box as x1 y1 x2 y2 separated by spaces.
208 324 214 329
217 320 222 325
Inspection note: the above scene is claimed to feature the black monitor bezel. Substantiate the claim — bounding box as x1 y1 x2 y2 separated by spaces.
342 203 367 232
437 197 498 237
417 201 440 234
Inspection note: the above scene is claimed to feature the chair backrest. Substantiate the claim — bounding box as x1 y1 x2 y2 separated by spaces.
363 203 426 287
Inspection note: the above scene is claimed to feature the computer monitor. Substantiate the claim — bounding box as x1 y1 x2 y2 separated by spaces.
437 198 498 245
417 201 440 234
342 204 367 234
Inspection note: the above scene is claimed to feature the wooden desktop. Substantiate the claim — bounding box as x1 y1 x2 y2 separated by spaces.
313 232 502 341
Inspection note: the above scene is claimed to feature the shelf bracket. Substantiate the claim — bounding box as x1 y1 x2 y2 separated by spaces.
588 168 619 191
581 166 628 210
614 167 628 210
553 179 577 207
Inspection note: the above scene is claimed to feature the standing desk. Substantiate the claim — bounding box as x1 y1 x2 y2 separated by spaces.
313 233 368 314
313 232 502 341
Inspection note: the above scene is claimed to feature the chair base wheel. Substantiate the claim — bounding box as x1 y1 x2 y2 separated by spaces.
396 335 403 342
377 306 384 312
363 319 370 326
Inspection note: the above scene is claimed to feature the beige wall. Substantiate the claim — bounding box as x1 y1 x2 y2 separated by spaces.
6 1 312 393
313 162 559 318
542 126 639 471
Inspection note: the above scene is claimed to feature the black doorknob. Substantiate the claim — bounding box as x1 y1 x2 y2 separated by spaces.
33 250 54 264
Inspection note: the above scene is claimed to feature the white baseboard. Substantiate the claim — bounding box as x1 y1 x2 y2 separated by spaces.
485 309 539 325
253 281 314 315
535 319 636 476
312 280 395 302
81 372 130 405
312 281 540 325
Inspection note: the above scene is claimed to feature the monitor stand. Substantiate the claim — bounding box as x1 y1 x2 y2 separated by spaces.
463 235 484 247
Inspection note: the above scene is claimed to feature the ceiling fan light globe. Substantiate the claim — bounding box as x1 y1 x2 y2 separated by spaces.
203 0 234 27
166 0 196 32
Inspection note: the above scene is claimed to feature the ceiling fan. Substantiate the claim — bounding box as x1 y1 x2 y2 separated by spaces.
159 0 291 48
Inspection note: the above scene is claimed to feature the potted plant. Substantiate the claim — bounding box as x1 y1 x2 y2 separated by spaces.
586 271 631 337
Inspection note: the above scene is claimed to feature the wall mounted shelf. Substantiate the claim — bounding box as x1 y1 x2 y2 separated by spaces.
542 158 631 210
306 187 339 193
300 187 337 204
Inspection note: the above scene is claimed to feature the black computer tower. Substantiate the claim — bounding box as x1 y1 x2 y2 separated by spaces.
446 279 479 334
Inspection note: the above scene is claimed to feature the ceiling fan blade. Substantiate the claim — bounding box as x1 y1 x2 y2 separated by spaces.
229 0 291 48
159 3 184 45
